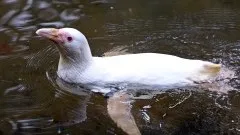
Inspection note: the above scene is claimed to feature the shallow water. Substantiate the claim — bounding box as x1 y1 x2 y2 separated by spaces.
0 0 240 134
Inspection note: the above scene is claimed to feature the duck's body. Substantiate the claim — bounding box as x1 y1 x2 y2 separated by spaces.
36 28 221 90
58 53 220 87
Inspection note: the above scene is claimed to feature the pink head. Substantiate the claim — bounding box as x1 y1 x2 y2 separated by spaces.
36 28 92 63
36 28 88 47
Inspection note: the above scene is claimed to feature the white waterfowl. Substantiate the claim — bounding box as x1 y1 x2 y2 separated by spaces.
36 28 221 90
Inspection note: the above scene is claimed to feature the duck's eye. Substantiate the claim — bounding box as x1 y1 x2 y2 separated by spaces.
67 37 73 42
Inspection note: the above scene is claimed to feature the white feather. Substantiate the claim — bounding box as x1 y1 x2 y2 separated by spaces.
58 53 217 86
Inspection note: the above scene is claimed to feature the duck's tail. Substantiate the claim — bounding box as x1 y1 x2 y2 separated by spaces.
201 63 221 77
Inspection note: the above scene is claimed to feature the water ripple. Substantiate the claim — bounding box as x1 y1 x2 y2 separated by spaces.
9 11 34 27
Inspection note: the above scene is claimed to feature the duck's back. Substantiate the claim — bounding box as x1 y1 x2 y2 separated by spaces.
81 53 220 86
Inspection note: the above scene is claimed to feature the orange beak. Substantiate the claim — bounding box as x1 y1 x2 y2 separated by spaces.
36 28 63 44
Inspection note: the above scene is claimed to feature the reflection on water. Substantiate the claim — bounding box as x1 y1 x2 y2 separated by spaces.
0 0 240 134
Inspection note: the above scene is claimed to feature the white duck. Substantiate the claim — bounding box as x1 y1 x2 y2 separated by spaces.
36 28 221 90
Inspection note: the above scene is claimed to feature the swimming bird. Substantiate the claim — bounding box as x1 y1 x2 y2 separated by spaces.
36 28 221 90
37 28 221 135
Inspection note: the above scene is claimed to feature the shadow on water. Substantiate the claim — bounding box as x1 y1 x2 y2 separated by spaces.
0 0 240 134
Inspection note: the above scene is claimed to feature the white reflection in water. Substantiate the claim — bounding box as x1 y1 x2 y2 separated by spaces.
60 8 81 21
38 8 59 21
9 11 33 27
0 10 18 25
35 1 51 9
4 84 26 95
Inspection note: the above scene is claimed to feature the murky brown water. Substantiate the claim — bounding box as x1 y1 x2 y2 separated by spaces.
0 0 240 134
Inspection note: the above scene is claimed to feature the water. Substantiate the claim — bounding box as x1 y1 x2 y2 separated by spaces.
0 0 240 134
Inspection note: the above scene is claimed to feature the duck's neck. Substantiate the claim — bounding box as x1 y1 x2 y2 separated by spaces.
57 45 93 72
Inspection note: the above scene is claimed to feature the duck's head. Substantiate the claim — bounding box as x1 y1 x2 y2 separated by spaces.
36 28 92 65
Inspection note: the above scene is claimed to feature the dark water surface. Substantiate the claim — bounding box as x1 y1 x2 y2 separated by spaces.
0 0 240 134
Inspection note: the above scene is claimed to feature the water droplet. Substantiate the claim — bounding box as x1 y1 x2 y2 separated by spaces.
172 36 178 40
57 128 62 134
143 105 151 109
141 111 150 122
